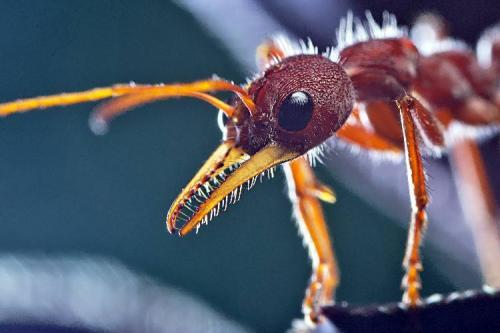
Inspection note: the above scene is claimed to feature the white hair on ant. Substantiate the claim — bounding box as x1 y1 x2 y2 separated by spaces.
305 142 328 168
411 29 469 56
324 11 407 62
417 38 469 56
476 24 500 68
267 12 408 65
282 164 319 266
269 34 319 59
247 34 319 83
409 14 470 56
445 121 500 147
251 11 409 85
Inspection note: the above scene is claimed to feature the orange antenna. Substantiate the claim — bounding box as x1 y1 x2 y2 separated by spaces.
0 79 257 133
88 89 239 134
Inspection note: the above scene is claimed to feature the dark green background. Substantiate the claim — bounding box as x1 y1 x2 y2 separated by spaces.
0 1 453 332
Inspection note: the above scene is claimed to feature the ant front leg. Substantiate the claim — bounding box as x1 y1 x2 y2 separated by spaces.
256 38 339 325
283 157 339 325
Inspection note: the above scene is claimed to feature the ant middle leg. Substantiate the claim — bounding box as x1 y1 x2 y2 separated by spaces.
396 94 444 306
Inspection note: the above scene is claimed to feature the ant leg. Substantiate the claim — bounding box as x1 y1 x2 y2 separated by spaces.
396 95 436 306
336 121 401 152
256 39 286 70
336 104 403 154
283 157 338 325
452 96 500 126
450 139 500 287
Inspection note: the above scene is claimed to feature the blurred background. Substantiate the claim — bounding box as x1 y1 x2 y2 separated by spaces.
0 1 498 332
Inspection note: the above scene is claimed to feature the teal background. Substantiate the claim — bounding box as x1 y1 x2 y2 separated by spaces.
0 1 453 332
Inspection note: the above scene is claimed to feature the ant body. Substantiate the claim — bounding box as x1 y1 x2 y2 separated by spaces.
1 12 498 326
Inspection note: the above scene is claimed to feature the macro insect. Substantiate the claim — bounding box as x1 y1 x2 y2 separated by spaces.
0 11 499 327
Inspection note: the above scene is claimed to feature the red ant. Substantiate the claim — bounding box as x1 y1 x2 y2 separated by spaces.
0 11 499 326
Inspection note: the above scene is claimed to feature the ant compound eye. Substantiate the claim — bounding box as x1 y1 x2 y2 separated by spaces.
278 91 313 131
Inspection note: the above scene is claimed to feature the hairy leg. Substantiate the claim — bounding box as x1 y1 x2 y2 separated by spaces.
450 139 500 287
396 95 440 306
283 157 338 324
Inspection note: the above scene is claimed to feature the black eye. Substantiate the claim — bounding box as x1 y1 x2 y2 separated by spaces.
278 91 313 131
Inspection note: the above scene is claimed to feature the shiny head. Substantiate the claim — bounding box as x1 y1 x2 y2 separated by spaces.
167 54 354 235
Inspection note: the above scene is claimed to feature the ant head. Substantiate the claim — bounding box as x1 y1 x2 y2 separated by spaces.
168 54 354 235
224 54 354 155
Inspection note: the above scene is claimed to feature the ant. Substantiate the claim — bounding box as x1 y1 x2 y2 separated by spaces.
0 11 499 326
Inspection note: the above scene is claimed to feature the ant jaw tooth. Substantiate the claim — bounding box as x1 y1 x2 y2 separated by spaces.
172 144 297 236
199 190 208 200
171 159 246 235
236 185 243 202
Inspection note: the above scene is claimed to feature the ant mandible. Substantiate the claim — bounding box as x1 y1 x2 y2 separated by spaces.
1 11 499 326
